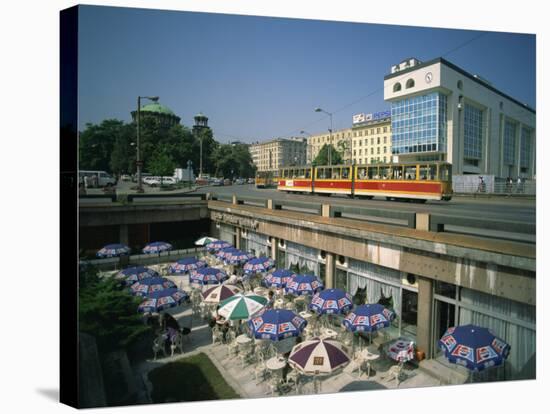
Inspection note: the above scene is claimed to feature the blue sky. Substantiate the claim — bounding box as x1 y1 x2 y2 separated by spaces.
78 5 536 143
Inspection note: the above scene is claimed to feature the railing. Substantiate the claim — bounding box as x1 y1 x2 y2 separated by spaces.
453 181 535 196
330 205 417 228
207 194 535 243
127 193 206 203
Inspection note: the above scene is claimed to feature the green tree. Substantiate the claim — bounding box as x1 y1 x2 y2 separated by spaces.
149 148 176 184
79 267 150 353
212 143 256 178
79 119 125 172
312 144 343 166
110 123 136 176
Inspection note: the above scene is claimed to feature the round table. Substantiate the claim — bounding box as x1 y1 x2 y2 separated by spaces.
236 334 252 345
274 299 284 309
322 328 338 339
299 311 313 320
266 356 287 371
254 287 267 296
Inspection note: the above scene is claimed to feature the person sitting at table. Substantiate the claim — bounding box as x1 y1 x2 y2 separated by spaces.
226 273 239 285
266 290 275 309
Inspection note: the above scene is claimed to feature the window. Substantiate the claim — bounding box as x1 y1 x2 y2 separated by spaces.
359 149 362 156
384 136 387 144
377 137 380 144
405 166 416 180
463 103 483 160
406 78 415 88
357 167 367 179
383 147 387 153
393 82 402 92
377 128 380 133
371 138 374 145
342 168 350 179
368 166 378 179
370 148 374 155
457 80 463 90
377 147 380 154
520 127 532 169
503 119 517 165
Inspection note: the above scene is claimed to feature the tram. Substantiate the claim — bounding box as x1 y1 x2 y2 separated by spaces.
277 161 453 202
255 171 276 188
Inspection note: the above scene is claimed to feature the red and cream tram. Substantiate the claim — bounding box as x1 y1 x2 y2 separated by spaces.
277 161 453 202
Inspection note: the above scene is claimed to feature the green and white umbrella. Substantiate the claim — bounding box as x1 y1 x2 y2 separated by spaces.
195 236 218 246
218 293 268 320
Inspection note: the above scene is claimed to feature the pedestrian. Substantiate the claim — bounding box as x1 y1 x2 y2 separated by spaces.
83 175 89 190
517 177 522 193
266 290 275 309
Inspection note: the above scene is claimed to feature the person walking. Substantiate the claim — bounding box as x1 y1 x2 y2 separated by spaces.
517 176 522 194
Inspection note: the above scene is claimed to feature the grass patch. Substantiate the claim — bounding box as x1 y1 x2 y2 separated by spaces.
148 352 240 403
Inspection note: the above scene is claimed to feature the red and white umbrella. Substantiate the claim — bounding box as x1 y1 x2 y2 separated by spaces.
202 284 241 304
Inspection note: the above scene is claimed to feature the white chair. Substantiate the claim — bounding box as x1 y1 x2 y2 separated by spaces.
170 333 184 357
253 361 268 384
212 327 223 345
285 371 302 394
387 363 403 386
152 334 167 360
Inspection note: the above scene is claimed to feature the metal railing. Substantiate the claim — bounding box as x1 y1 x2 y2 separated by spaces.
453 181 535 196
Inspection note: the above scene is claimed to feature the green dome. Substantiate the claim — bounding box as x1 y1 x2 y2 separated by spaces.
140 102 176 116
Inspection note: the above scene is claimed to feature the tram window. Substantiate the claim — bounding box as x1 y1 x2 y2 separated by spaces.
368 166 378 179
281 170 286 178
317 168 327 179
332 168 341 179
391 166 403 180
357 167 367 180
439 164 451 181
298 169 306 178
419 165 429 180
427 165 437 180
405 166 416 180
305 169 311 179
379 166 390 180
342 168 350 179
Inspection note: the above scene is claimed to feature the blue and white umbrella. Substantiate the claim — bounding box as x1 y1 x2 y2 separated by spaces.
190 267 228 285
207 240 232 252
263 269 296 288
130 277 176 297
285 274 324 296
168 257 206 274
244 257 275 274
343 304 395 333
138 288 189 313
223 249 254 265
142 241 173 254
248 309 307 341
309 288 353 315
96 243 131 258
215 246 239 260
439 324 511 372
115 266 158 285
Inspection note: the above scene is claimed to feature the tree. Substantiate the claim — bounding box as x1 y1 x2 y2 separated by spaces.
79 266 150 353
212 143 256 178
312 144 343 166
149 148 176 184
79 119 125 171
110 123 136 176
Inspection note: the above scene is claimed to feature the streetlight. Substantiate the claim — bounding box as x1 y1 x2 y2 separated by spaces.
314 107 333 165
136 95 159 193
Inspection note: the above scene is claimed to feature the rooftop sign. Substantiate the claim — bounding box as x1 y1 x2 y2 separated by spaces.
352 110 391 124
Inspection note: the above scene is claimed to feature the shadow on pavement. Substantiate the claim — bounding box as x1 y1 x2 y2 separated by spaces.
339 381 388 392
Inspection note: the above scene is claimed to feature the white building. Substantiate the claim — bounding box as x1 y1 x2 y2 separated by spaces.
384 57 536 179
250 137 307 172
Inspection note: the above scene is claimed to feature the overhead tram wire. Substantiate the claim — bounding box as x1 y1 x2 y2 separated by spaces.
279 31 490 139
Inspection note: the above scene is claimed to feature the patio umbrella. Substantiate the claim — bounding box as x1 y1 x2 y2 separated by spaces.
115 266 158 286
309 288 353 315
142 241 173 254
168 257 206 274
288 337 351 375
137 288 189 313
263 269 296 288
190 267 228 286
243 257 275 275
285 274 324 296
218 293 268 320
207 240 232 252
130 277 176 297
224 250 254 265
342 304 395 333
202 284 241 304
96 243 131 258
195 236 218 246
248 309 307 341
439 324 511 372
215 246 239 260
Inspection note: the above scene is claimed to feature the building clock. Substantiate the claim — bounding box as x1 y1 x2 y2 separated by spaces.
425 72 433 83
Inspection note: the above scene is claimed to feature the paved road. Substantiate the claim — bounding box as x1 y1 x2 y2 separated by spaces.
195 184 536 225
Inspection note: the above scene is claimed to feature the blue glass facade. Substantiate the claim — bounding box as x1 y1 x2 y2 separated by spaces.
391 92 447 155
503 119 517 166
463 103 483 159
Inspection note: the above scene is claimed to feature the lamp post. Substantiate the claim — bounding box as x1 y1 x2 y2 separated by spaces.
136 95 159 193
314 107 333 165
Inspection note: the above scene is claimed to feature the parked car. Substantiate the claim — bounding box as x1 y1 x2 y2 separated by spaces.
223 178 232 186
211 178 224 186
161 177 176 185
79 170 117 187
143 176 161 186
235 178 246 185
247 178 255 184
120 174 131 182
